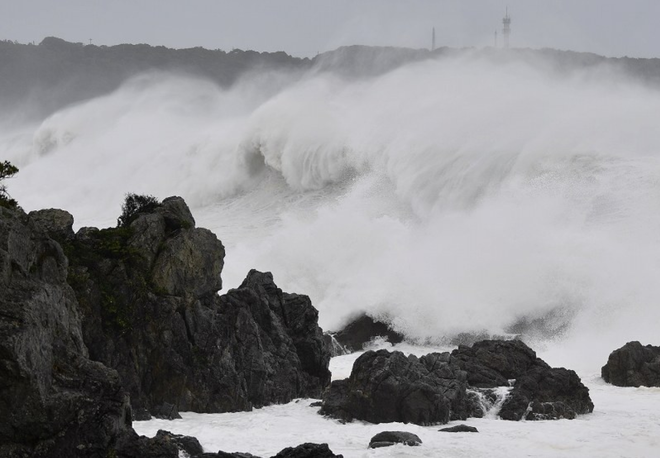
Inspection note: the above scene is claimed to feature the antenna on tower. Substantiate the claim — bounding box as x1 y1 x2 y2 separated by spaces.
432 27 436 51
502 7 511 49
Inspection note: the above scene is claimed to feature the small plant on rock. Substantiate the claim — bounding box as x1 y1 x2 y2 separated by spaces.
0 160 19 209
117 193 160 227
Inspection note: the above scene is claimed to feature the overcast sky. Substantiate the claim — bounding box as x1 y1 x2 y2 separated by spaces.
2 0 659 58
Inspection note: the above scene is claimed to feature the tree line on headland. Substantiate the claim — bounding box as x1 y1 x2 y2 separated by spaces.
2 36 660 122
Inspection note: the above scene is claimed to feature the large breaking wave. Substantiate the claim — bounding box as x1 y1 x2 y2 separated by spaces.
5 52 660 369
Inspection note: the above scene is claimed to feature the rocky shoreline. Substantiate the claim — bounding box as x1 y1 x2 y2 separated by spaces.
0 196 656 457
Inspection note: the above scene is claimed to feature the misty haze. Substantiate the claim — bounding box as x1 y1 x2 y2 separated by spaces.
2 3 660 458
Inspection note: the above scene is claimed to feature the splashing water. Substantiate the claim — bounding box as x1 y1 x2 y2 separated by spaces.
4 53 660 373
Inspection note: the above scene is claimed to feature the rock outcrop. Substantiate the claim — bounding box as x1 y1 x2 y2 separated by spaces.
0 206 132 457
1 197 333 456
320 350 470 424
321 340 593 425
601 341 660 387
56 196 331 416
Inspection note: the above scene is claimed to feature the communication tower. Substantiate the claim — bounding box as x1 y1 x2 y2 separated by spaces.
432 27 436 51
502 8 511 48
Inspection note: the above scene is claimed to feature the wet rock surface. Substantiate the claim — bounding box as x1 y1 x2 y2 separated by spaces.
321 349 470 424
450 339 549 388
368 431 422 448
270 443 343 458
499 366 594 420
322 339 593 425
62 197 331 416
439 424 479 433
602 341 660 387
0 206 132 457
0 198 333 456
332 314 404 353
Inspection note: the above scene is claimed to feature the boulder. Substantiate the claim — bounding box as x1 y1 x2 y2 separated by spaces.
28 208 75 241
271 443 343 458
157 430 204 457
116 429 203 458
368 431 422 448
439 425 479 433
320 350 470 425
321 339 593 425
332 314 404 353
115 430 180 458
601 341 660 387
499 366 594 420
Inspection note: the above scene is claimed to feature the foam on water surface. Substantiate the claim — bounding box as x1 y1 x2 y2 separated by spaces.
135 356 660 458
4 51 660 456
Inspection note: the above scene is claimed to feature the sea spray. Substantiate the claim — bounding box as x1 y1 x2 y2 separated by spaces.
5 52 660 371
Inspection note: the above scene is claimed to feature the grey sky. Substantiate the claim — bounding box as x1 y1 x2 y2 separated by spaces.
1 0 659 58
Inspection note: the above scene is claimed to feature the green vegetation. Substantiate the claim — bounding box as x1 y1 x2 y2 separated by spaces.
117 193 160 227
63 226 146 333
0 160 19 209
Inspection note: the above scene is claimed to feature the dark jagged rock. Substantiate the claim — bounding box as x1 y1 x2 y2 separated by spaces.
451 339 549 388
0 206 133 457
155 430 204 457
332 313 404 353
499 366 594 420
321 339 593 425
323 333 348 357
439 424 479 433
1 197 334 456
116 430 179 458
211 270 332 410
271 443 343 458
320 350 469 425
63 196 330 416
368 431 422 448
601 341 660 387
116 429 204 458
151 402 182 420
208 453 261 458
28 208 75 241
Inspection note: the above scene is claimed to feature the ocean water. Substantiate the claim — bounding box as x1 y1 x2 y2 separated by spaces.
133 342 660 458
3 51 660 456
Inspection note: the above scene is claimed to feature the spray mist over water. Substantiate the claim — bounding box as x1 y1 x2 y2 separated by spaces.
5 54 660 370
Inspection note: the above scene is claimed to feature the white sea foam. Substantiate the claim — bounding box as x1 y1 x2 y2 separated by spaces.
134 343 660 458
4 52 660 369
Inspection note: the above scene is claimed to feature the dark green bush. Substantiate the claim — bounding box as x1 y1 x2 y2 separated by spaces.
117 193 160 227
